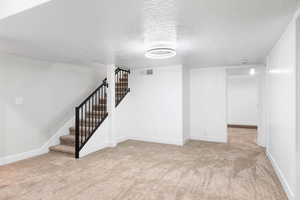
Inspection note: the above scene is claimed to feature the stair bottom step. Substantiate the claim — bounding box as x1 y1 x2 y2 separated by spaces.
49 145 75 155
60 135 75 146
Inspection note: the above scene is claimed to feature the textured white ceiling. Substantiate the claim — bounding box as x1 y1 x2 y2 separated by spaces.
0 0 51 20
0 0 298 68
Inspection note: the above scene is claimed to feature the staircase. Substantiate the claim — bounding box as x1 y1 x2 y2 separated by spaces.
115 68 130 106
49 67 130 158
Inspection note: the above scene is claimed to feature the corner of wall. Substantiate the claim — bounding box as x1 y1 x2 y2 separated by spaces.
266 150 295 200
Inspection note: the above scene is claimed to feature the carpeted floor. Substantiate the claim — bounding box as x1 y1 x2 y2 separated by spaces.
0 128 287 200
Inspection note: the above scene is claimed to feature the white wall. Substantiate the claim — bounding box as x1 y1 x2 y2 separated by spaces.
109 65 134 144
190 68 227 143
113 65 184 145
0 54 106 158
128 65 183 145
227 75 259 126
266 15 296 199
113 92 134 143
257 69 267 147
296 13 300 200
182 66 190 143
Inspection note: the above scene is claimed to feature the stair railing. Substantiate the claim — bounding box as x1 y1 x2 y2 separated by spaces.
115 67 130 107
75 78 108 158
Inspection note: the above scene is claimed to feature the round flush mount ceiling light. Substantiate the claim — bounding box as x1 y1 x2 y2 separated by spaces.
145 47 176 59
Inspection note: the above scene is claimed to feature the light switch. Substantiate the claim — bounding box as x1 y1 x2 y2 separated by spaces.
15 97 24 105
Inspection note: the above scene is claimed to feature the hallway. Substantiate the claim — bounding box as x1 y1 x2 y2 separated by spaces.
228 127 258 148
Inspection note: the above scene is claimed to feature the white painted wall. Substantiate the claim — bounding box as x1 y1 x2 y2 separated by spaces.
0 54 106 158
113 66 184 145
114 92 134 143
182 66 190 143
108 65 135 145
266 15 297 199
190 68 227 143
227 75 259 126
257 68 267 147
296 12 300 200
127 66 184 145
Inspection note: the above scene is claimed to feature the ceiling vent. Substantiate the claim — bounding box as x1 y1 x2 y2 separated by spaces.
146 69 153 75
241 58 249 65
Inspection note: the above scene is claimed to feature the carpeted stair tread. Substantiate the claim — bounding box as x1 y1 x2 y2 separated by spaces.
92 104 107 111
86 111 107 117
69 125 101 134
60 135 76 146
115 82 127 86
99 98 107 104
49 145 74 154
69 126 91 134
118 78 128 82
80 118 102 126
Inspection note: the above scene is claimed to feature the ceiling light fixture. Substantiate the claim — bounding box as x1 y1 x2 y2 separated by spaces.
145 47 176 59
249 68 256 75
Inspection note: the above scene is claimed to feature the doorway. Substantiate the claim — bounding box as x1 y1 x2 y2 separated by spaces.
226 67 265 146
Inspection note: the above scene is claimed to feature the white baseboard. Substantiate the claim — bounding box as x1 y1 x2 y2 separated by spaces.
0 147 47 166
116 136 130 144
0 117 74 166
183 137 190 145
80 142 110 158
0 132 221 166
129 136 184 146
80 135 184 158
266 151 294 200
190 136 227 143
116 136 185 146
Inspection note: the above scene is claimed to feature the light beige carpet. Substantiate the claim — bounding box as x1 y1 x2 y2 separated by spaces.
0 128 287 200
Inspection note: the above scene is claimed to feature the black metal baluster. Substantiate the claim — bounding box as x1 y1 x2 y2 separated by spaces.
104 86 106 114
116 71 118 105
101 87 103 116
118 71 120 103
87 99 89 137
75 107 79 159
80 108 83 146
91 94 93 132
118 71 122 102
95 92 97 128
121 71 123 95
103 86 105 114
84 104 87 141
94 94 98 129
100 88 102 118
93 92 95 131
97 89 100 121
126 71 128 91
